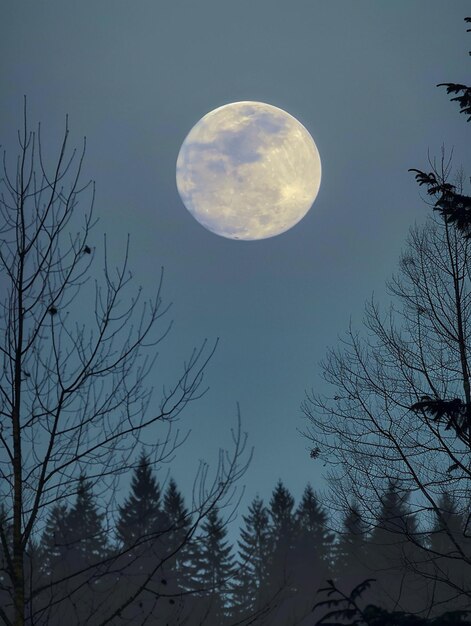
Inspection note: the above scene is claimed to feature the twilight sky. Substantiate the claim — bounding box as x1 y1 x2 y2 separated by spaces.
1 1 469 522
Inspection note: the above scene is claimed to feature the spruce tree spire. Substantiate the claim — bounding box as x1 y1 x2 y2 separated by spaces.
116 452 163 549
67 474 108 567
232 495 271 620
195 507 236 623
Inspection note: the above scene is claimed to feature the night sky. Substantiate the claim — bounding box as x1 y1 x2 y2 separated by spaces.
1 1 469 524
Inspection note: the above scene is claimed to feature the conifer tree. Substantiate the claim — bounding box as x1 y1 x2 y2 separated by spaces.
36 476 109 624
40 503 71 578
335 502 369 579
67 474 108 569
428 492 469 612
261 480 298 623
430 492 465 557
231 496 271 620
112 452 170 621
367 481 423 613
289 485 335 620
163 478 192 590
296 484 334 565
195 507 236 623
116 452 164 550
269 481 296 542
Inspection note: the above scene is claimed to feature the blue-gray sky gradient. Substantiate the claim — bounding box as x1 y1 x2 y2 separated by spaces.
1 1 469 523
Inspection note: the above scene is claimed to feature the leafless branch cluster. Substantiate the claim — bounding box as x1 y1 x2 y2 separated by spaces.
0 103 250 624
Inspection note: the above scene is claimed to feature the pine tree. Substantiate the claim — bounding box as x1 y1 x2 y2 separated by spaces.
428 492 469 613
296 484 334 565
195 507 236 623
111 453 171 622
163 478 192 590
430 492 465 556
67 474 108 569
116 452 164 550
267 480 297 583
279 485 333 621
260 480 298 625
36 476 109 624
331 501 373 610
40 503 71 578
231 496 271 620
335 502 368 575
366 480 423 613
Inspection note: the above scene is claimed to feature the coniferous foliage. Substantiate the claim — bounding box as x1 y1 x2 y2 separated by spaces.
334 503 369 589
193 507 236 623
366 481 424 612
116 452 164 550
266 481 297 590
410 395 471 445
40 503 70 579
428 492 470 612
25 476 471 623
231 495 272 620
313 578 376 626
162 477 193 591
437 18 471 122
36 476 110 624
335 503 367 570
296 484 334 566
372 480 418 537
67 475 109 568
408 170 471 240
289 485 335 623
408 19 471 240
313 579 471 626
260 481 299 625
439 81 471 121
112 455 174 623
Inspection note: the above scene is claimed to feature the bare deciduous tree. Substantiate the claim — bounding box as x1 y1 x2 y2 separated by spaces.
303 163 471 611
303 20 471 614
0 103 250 625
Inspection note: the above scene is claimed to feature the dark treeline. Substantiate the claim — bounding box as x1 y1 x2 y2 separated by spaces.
1 453 469 625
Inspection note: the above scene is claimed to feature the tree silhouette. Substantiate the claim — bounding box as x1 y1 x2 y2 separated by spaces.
296 484 334 566
260 480 298 624
364 481 425 613
335 502 368 576
287 484 335 622
67 475 109 568
408 17 471 240
268 481 296 578
313 578 471 626
116 452 164 552
35 476 111 624
40 504 70 578
162 477 193 591
193 507 236 624
427 492 471 613
408 170 471 240
303 16 471 615
0 104 250 625
231 495 271 621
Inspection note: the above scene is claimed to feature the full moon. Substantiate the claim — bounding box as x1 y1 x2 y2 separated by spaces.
176 101 321 240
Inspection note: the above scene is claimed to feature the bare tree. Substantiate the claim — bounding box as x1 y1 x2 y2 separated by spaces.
303 19 471 614
0 103 250 625
303 158 471 613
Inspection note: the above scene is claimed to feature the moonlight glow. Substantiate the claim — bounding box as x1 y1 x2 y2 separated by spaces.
176 101 321 240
